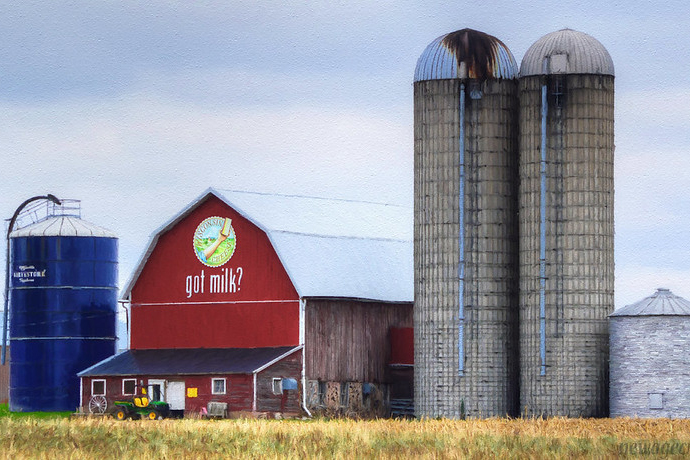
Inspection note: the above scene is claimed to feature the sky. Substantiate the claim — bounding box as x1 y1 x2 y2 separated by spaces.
1 0 689 326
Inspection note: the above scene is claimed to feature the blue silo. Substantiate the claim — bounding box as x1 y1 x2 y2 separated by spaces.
8 207 117 412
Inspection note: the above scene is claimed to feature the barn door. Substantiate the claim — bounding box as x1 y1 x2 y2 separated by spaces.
167 381 186 411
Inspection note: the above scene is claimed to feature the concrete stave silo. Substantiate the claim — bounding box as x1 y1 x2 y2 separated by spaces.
414 29 519 418
9 203 117 412
518 29 615 417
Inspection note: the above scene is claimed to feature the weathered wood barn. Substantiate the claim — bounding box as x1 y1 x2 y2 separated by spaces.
78 188 413 417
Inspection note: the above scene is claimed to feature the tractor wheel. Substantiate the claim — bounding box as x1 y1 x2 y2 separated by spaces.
147 410 162 420
113 408 128 421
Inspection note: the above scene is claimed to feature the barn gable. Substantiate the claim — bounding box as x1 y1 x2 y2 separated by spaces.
126 191 301 349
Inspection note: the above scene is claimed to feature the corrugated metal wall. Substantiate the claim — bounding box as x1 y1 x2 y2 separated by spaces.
610 316 690 419
414 78 519 418
519 74 614 417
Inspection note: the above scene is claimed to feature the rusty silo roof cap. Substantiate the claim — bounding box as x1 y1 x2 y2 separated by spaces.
520 28 614 77
414 28 518 82
610 288 690 317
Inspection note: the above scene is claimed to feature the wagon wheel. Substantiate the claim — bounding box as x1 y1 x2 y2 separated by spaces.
88 395 108 414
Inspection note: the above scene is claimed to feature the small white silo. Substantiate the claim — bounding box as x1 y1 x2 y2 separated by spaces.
610 288 690 418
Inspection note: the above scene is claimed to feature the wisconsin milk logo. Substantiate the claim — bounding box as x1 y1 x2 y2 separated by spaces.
193 216 236 267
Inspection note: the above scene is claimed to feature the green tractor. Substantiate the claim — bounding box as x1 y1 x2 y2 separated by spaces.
111 387 170 420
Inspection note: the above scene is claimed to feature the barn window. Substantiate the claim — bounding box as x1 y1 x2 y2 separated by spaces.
91 379 106 396
212 378 226 395
272 378 283 395
340 382 349 408
122 379 136 395
318 381 327 406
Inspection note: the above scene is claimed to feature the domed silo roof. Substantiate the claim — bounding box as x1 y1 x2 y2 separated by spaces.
610 288 690 317
414 28 518 82
520 28 614 77
10 215 117 238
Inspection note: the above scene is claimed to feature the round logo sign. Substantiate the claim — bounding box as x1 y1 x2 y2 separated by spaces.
193 216 236 267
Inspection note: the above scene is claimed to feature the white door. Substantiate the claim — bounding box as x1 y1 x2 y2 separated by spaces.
167 381 186 411
148 379 166 402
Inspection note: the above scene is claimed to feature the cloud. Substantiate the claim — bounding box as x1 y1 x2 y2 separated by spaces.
0 82 412 292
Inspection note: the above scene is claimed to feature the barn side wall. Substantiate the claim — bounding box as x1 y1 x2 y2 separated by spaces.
256 350 302 414
80 374 254 416
304 299 412 382
304 298 412 417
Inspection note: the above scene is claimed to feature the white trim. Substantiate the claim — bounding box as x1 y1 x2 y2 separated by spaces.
91 379 106 396
272 377 283 395
211 378 227 395
148 379 166 402
299 299 305 346
131 299 299 307
79 378 83 410
253 346 302 374
122 378 136 395
300 298 312 417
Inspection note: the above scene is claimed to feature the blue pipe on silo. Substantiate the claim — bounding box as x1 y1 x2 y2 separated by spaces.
458 81 466 376
539 59 548 376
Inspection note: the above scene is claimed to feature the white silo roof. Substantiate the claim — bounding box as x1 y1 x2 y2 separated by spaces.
610 288 690 317
10 216 117 238
520 29 614 77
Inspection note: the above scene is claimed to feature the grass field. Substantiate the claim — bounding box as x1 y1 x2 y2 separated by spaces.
0 415 689 459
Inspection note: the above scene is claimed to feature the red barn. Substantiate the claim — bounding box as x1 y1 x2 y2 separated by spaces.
79 189 413 417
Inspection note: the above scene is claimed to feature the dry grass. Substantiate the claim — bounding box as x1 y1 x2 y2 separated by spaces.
0 416 689 459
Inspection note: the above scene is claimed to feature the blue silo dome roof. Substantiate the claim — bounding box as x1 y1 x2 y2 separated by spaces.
610 288 690 317
414 28 518 82
520 29 614 77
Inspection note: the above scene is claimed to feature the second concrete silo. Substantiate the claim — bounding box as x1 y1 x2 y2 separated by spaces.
518 29 615 417
414 28 519 418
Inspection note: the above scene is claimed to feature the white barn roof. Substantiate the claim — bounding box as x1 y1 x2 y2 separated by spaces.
122 188 413 303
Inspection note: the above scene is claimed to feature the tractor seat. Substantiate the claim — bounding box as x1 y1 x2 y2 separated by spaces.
134 397 149 408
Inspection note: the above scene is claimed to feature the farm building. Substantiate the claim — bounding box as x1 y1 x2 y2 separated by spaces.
610 288 690 418
78 188 413 417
